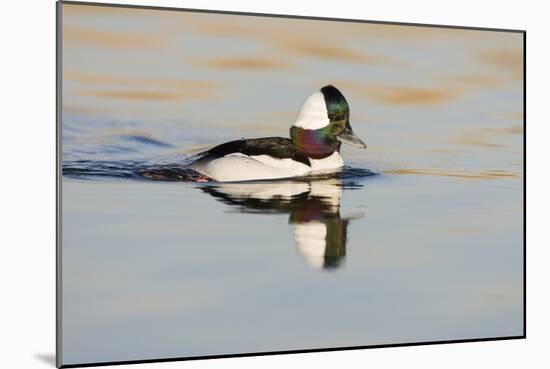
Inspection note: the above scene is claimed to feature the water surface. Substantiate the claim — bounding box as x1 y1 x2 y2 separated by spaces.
60 3 524 366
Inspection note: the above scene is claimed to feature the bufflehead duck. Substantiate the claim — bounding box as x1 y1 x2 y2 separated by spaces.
189 85 366 182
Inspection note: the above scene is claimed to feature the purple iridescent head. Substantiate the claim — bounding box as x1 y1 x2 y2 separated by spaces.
290 85 366 159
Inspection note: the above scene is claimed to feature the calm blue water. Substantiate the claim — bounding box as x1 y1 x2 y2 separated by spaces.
61 111 523 364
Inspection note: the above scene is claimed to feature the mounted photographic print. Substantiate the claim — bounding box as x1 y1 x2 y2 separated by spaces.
57 1 525 367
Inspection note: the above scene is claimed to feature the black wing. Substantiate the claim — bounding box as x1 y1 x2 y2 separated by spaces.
195 137 310 166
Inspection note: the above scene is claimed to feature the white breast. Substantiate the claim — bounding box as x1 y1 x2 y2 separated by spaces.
309 151 344 172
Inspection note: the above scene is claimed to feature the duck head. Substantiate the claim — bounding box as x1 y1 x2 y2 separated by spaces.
290 85 366 159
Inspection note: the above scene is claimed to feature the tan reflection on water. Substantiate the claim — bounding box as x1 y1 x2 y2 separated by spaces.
486 112 524 121
446 74 505 88
195 57 292 70
192 12 483 48
281 39 381 63
339 81 460 106
367 85 459 106
63 3 143 15
187 16 389 64
64 26 161 49
450 132 504 148
481 125 523 134
67 71 220 101
64 72 220 90
478 49 523 77
82 90 212 101
450 125 523 147
385 168 521 180
62 104 116 115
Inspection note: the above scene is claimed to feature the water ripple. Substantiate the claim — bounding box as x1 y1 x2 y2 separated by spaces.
62 158 377 184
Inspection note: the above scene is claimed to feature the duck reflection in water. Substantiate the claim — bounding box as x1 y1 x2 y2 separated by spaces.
199 179 364 270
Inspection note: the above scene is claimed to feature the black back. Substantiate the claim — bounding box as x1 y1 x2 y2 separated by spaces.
194 137 311 166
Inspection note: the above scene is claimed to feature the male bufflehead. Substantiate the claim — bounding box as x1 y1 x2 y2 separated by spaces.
189 85 366 182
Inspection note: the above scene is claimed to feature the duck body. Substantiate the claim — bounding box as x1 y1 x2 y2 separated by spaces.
189 137 344 182
189 85 366 182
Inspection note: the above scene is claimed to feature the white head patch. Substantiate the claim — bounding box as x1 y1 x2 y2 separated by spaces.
294 90 330 130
